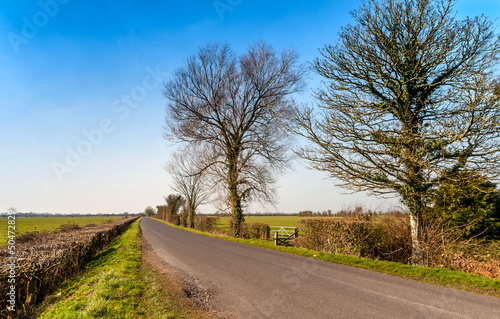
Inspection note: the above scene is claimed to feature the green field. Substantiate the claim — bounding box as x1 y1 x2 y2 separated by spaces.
1 216 122 245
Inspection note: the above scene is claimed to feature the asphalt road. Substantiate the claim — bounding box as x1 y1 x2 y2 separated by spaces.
141 217 500 319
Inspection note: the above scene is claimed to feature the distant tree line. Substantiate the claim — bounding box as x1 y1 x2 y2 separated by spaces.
298 210 333 217
208 212 298 217
0 212 143 217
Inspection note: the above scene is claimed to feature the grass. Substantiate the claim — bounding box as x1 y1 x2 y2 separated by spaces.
0 216 122 245
154 217 500 297
38 219 209 319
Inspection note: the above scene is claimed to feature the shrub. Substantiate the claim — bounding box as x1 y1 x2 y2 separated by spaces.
242 223 269 239
228 220 270 239
56 223 82 232
179 205 188 228
156 205 168 220
430 172 500 239
15 231 45 244
297 217 411 263
195 216 218 233
167 214 181 226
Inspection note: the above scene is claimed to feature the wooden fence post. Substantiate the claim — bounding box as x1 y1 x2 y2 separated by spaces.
274 231 279 246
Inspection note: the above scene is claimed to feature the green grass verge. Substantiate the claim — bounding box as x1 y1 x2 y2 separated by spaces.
153 218 500 297
1 216 123 245
38 219 207 319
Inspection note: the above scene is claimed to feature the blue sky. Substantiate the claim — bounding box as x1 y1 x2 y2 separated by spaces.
2 0 500 214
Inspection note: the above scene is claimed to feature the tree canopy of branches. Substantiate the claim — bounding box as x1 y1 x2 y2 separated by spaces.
293 0 500 265
167 151 211 228
164 41 305 237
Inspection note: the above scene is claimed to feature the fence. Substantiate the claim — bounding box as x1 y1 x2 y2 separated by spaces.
269 226 298 246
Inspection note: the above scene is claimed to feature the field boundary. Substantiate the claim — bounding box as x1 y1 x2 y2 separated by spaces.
0 217 138 318
0 216 124 246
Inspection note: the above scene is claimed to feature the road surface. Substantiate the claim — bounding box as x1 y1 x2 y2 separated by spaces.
141 217 500 319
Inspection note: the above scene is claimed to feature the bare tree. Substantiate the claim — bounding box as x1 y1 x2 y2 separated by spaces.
144 206 156 217
164 41 305 237
167 150 211 228
293 0 500 265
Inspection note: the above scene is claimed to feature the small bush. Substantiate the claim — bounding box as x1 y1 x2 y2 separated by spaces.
242 223 269 239
179 205 188 228
430 172 500 239
228 220 270 239
195 216 218 233
167 214 180 226
15 231 45 244
56 223 82 232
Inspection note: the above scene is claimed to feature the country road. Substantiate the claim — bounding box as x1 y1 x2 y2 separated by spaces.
141 217 500 319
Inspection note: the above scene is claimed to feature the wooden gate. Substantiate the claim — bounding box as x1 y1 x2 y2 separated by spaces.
269 226 298 246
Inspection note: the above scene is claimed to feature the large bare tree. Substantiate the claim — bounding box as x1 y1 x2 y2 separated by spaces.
166 150 211 228
294 0 500 265
164 41 305 237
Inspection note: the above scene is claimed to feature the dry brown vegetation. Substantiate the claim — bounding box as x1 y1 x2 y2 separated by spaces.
227 221 269 240
153 216 219 234
0 217 137 318
296 216 411 263
294 207 500 279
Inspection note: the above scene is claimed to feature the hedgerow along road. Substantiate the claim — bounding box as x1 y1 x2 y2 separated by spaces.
141 217 500 319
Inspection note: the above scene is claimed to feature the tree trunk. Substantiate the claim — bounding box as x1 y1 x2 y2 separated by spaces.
188 203 196 229
409 211 424 266
230 184 244 237
401 117 426 266
227 144 245 237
